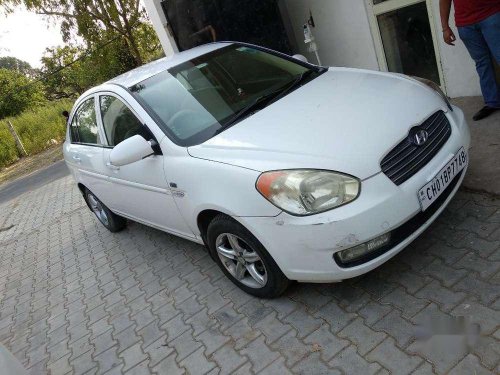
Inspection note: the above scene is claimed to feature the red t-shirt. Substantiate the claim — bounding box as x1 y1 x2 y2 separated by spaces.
454 0 500 27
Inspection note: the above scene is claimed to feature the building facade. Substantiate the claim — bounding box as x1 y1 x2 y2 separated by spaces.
143 0 492 98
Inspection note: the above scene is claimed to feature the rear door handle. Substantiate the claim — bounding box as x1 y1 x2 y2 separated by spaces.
72 155 81 162
106 162 120 170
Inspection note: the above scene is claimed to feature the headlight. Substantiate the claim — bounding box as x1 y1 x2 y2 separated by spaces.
411 76 453 111
256 170 360 216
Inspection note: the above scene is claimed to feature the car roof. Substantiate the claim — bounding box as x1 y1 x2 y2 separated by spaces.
106 42 233 88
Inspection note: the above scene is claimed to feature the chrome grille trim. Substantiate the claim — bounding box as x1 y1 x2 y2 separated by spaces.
381 111 451 185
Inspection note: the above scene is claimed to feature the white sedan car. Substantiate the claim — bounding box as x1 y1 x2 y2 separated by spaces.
64 42 470 297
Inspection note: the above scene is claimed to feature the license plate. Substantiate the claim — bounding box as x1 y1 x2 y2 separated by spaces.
418 147 467 211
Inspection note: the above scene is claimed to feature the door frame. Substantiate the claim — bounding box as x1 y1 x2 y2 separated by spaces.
365 0 446 92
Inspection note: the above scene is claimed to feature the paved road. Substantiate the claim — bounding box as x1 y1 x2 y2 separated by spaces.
0 160 69 205
0 174 498 374
451 96 500 196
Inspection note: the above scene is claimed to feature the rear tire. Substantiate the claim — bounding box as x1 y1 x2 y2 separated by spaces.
84 189 126 233
207 214 290 298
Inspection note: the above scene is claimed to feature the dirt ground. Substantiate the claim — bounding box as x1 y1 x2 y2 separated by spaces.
0 145 63 186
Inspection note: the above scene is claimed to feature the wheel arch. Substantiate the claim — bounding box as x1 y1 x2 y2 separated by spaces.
196 207 252 244
77 182 86 195
76 183 93 210
197 209 225 245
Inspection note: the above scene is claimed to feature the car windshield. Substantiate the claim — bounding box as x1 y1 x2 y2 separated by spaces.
129 44 322 146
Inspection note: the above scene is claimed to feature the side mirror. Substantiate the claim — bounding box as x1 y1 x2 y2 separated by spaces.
292 54 308 63
109 135 154 167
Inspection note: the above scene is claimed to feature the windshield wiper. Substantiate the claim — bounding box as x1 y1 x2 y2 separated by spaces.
215 70 315 135
215 91 281 134
268 70 314 105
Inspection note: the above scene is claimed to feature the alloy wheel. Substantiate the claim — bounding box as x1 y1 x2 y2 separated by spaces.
215 233 268 289
87 193 109 227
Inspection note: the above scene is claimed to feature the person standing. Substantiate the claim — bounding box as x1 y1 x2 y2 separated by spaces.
440 0 500 121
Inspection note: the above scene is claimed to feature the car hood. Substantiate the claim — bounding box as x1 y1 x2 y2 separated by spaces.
187 68 449 179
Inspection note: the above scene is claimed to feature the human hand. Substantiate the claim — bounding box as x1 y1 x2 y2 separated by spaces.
443 27 456 45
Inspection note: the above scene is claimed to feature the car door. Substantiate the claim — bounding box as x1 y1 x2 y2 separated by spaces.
97 92 194 239
65 95 110 202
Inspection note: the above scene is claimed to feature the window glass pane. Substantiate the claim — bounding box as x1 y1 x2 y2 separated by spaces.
76 98 100 144
100 96 145 146
214 47 298 84
161 0 292 54
130 45 316 145
377 2 440 84
70 116 80 143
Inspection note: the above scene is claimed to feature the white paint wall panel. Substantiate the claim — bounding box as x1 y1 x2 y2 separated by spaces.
429 0 481 97
283 0 379 70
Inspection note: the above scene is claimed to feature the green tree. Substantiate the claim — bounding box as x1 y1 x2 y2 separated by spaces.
0 56 35 77
40 35 142 99
0 0 162 68
0 68 45 119
40 46 89 99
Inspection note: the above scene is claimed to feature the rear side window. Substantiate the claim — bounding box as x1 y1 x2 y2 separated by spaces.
99 95 145 147
70 98 101 145
69 116 79 143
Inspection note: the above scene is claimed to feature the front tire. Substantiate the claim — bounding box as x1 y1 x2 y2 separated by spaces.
207 214 290 298
84 189 126 233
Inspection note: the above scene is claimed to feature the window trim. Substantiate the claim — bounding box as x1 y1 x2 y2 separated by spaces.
95 91 161 154
68 94 105 147
96 91 146 148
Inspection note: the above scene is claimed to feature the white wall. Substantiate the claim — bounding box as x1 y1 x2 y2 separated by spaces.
429 0 481 98
283 0 379 70
283 0 480 98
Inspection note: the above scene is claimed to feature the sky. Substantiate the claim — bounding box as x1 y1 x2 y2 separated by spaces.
0 6 64 68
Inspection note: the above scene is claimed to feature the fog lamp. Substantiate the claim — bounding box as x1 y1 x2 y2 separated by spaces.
335 232 391 264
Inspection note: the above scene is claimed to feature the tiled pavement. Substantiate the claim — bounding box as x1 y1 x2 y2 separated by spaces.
0 176 498 375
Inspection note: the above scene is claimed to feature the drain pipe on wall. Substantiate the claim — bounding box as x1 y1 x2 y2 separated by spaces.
303 11 322 65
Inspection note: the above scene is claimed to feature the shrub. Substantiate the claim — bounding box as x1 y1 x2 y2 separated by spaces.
0 99 73 169
0 68 46 119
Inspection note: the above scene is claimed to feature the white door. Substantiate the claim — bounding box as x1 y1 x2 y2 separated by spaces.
367 0 445 89
65 95 109 200
96 93 194 239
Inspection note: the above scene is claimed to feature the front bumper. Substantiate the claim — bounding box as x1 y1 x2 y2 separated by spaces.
238 106 471 282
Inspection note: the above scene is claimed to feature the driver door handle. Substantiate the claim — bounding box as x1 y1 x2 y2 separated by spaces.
106 162 120 171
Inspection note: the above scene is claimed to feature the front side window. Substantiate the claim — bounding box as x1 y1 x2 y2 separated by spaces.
70 98 101 145
130 44 322 146
99 95 145 146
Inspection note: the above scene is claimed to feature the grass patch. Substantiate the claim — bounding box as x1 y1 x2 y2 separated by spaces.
0 99 73 169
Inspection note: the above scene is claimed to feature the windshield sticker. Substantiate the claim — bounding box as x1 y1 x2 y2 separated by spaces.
236 46 258 54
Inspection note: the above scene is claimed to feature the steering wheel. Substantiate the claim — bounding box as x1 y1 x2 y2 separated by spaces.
168 109 207 136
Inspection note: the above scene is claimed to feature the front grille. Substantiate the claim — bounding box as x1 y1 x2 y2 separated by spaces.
335 169 463 268
381 111 451 185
